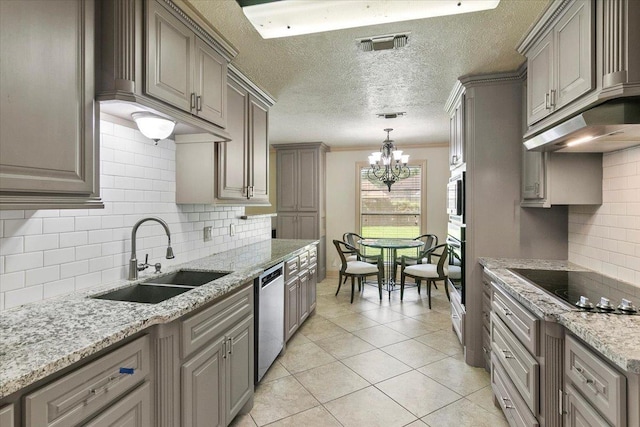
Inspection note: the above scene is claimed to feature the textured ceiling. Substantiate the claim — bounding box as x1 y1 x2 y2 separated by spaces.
186 0 549 148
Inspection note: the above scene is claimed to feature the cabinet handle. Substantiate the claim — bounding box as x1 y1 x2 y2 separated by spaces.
502 349 514 359
190 93 196 110
222 338 227 359
534 182 540 196
545 92 551 110
575 367 595 386
550 89 556 108
503 309 512 316
196 95 202 112
228 337 233 355
502 397 514 409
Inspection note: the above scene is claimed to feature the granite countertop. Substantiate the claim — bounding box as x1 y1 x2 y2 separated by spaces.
0 239 317 399
480 258 640 374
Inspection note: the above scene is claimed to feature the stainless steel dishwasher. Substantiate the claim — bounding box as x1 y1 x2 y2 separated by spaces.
255 262 284 383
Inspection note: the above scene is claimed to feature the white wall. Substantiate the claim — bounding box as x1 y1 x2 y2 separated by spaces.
325 146 450 272
569 145 640 286
0 117 272 311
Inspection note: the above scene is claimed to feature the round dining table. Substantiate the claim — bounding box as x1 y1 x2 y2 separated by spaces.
359 238 424 297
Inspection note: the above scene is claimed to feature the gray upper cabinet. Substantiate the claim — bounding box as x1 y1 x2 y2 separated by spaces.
146 0 227 128
97 0 236 139
0 0 101 210
523 0 593 126
216 68 273 204
445 83 465 170
522 150 546 201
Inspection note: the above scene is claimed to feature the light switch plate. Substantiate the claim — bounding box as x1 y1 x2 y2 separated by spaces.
230 224 236 236
203 226 213 242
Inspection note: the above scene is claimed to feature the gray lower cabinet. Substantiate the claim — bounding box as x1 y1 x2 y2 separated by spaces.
24 335 151 427
0 405 14 427
0 0 101 210
84 382 152 427
284 249 318 342
179 283 254 427
565 384 610 427
285 276 300 341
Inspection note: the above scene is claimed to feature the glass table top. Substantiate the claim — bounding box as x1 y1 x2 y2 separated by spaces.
359 239 424 249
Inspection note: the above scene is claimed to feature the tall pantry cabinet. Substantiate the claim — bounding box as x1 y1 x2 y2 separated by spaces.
274 143 328 281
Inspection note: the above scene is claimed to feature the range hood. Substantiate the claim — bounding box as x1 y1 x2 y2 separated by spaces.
524 99 640 153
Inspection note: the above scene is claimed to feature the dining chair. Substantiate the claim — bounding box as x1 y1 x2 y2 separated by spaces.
333 240 384 303
342 232 361 262
399 243 450 307
392 234 438 283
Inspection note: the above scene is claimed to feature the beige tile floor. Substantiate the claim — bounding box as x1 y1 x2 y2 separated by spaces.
231 278 509 427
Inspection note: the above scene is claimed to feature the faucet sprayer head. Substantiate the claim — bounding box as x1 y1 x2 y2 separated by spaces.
166 246 175 259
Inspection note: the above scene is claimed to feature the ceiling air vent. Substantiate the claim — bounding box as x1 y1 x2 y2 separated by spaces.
359 34 409 52
377 112 407 119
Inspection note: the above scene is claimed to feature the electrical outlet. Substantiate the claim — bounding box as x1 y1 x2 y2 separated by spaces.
230 224 236 236
203 226 213 242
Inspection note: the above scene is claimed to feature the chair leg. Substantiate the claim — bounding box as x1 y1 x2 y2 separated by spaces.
350 277 355 304
427 280 432 309
335 273 342 296
378 272 383 300
444 278 451 301
417 279 421 295
400 280 404 301
358 277 362 291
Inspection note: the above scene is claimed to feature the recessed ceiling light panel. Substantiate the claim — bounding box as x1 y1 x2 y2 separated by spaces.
237 0 501 39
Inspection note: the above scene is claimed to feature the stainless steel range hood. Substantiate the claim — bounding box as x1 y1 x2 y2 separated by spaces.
524 99 640 153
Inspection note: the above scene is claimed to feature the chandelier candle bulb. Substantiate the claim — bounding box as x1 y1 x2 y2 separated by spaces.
401 154 410 164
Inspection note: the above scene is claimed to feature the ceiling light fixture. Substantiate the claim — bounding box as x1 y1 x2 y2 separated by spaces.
367 128 410 192
131 112 176 144
377 112 407 119
236 0 501 39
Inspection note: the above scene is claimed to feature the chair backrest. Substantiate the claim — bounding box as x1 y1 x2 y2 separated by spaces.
343 232 363 248
333 239 355 271
414 234 438 253
425 243 449 277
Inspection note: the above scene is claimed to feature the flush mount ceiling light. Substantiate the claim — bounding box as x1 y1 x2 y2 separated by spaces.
367 128 410 192
236 0 501 39
131 112 176 144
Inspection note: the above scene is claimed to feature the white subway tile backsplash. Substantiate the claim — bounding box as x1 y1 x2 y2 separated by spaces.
569 145 640 286
43 217 75 234
5 286 43 309
24 234 59 252
0 271 25 292
0 116 272 311
5 252 43 273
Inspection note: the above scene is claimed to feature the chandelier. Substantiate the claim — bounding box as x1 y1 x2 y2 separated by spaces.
367 128 410 192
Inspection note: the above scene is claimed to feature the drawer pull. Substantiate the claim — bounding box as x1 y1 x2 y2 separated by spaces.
119 367 135 375
504 309 512 316
88 369 131 398
502 397 514 409
502 349 514 359
452 314 459 319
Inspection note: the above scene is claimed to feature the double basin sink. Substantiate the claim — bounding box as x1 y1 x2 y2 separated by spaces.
92 270 230 304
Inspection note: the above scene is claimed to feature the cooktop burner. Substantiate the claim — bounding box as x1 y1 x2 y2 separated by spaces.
509 268 638 315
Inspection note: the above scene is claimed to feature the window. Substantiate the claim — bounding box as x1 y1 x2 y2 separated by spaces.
356 160 427 255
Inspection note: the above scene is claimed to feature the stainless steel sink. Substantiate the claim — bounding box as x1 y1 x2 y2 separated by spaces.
143 270 230 286
92 284 193 304
91 270 231 304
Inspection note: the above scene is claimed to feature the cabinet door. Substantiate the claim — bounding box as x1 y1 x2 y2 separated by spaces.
84 382 151 427
276 213 297 239
194 37 227 127
0 405 13 427
297 213 319 240
277 150 298 211
217 79 249 200
527 31 554 125
285 277 300 341
225 316 254 422
298 270 310 324
146 0 194 112
297 149 319 211
452 100 464 168
449 114 457 169
555 0 593 109
564 384 610 427
182 337 225 427
308 267 317 313
249 96 269 202
522 150 545 200
0 0 98 203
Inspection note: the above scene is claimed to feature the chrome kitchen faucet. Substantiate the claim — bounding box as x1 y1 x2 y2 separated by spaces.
129 217 175 280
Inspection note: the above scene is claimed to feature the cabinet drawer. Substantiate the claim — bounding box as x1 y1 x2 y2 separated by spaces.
285 257 298 280
182 284 253 358
299 251 309 270
25 335 150 427
492 283 539 355
565 334 626 426
565 383 611 427
492 354 539 427
491 313 539 413
83 381 151 427
450 290 464 344
308 247 317 264
482 326 491 370
482 291 491 331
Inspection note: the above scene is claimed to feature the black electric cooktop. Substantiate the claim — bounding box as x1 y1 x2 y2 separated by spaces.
509 268 638 314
